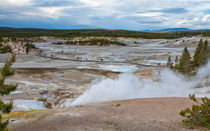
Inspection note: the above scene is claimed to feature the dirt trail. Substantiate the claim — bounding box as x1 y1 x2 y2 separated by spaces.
10 97 203 131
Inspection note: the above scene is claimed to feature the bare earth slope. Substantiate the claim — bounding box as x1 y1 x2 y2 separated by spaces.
9 97 205 131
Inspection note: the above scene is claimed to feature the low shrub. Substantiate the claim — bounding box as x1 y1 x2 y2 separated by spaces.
179 94 210 129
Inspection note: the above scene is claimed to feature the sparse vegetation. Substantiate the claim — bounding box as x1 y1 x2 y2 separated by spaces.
0 44 12 53
44 102 52 109
38 98 52 109
0 54 18 131
53 38 126 46
25 42 36 54
179 94 210 129
38 98 47 102
116 104 121 107
0 36 40 55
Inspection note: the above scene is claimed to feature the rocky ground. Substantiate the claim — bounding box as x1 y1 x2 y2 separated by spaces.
2 68 119 108
7 97 205 131
0 36 209 130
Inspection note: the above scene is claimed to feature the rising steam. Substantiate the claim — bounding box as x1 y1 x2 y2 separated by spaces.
68 62 210 106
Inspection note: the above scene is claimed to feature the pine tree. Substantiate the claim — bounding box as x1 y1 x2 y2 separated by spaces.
175 55 179 64
0 54 17 131
25 42 30 54
200 40 209 65
173 55 179 70
193 39 209 67
167 56 173 68
179 47 192 73
180 94 210 129
207 40 210 59
193 39 203 67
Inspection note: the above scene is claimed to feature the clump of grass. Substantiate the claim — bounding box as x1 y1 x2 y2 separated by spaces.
116 104 121 107
38 98 47 102
44 102 52 109
38 98 52 109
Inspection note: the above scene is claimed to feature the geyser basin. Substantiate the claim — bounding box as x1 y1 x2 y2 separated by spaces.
68 62 210 106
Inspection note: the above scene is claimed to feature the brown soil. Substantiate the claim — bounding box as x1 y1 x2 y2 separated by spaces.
10 97 204 131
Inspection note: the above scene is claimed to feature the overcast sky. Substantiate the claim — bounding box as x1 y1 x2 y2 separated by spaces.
0 0 210 30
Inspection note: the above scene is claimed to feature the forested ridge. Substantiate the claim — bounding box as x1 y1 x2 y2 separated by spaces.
0 27 182 39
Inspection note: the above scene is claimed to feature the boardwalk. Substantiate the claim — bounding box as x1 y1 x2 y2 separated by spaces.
38 53 166 68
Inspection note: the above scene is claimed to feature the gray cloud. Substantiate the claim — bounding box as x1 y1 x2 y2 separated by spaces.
0 0 210 30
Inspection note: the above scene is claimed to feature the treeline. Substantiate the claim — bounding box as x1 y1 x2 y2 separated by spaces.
167 39 210 74
1 27 210 39
0 27 181 39
54 39 126 46
174 30 210 37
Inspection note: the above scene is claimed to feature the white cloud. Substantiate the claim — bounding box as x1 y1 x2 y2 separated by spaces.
0 0 33 7
0 0 210 29
202 14 210 22
135 12 163 17
78 0 101 7
20 6 75 19
37 6 68 19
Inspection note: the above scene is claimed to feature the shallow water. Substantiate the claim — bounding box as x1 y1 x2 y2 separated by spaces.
99 65 139 73
12 99 45 111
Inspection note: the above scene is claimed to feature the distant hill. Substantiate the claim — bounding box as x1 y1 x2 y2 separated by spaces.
146 28 210 32
0 27 210 38
0 27 181 39
145 28 191 32
159 28 191 32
